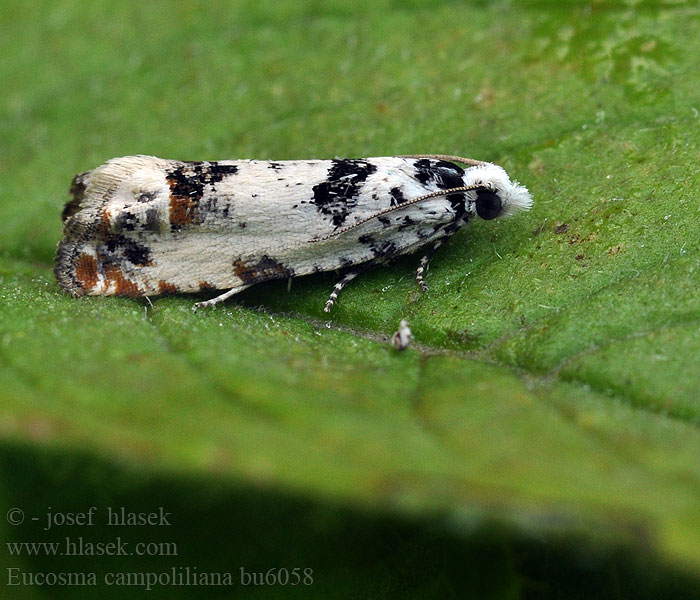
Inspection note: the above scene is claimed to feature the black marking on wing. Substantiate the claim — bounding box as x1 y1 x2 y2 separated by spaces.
114 212 138 232
373 241 399 259
98 235 153 269
144 208 162 233
119 239 152 266
233 255 295 284
413 158 470 220
167 161 239 230
413 159 464 185
137 191 158 203
313 159 377 227
167 161 239 200
62 172 89 222
398 215 416 231
389 187 406 207
358 233 399 260
91 206 154 270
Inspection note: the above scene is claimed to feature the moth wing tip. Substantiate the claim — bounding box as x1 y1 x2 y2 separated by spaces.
53 255 86 297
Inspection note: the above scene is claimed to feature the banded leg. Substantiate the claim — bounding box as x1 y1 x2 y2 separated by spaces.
324 270 363 313
416 210 472 291
194 284 252 309
416 239 445 292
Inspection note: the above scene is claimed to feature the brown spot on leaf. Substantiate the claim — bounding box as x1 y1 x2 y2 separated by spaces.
75 253 98 291
158 280 178 295
554 223 569 234
104 264 141 297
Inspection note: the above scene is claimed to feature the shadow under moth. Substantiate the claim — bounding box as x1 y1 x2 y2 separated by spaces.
55 154 532 311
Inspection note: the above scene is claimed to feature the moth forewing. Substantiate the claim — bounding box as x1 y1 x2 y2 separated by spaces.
54 154 532 311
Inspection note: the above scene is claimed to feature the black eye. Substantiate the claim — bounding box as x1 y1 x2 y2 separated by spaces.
475 189 502 220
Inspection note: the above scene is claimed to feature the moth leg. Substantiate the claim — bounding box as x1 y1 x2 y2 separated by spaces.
193 285 252 310
416 239 445 292
324 270 363 313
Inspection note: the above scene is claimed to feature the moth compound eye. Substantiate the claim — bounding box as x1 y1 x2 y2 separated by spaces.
475 189 503 220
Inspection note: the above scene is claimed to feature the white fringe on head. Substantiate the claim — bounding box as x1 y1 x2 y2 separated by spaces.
463 163 533 217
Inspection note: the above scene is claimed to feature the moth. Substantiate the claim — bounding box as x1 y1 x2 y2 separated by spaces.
55 154 532 311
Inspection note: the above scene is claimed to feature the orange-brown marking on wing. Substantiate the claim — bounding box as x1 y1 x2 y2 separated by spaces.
169 195 196 227
103 264 142 297
74 253 98 291
233 256 292 284
97 209 112 240
158 280 178 295
233 259 256 283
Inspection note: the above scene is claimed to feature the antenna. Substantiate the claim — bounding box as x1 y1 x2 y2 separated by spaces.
310 185 481 242
398 154 488 167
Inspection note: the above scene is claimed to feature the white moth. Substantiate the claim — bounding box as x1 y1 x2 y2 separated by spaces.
391 320 413 351
54 154 532 311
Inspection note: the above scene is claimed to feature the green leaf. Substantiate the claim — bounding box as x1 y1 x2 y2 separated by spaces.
2 1 700 597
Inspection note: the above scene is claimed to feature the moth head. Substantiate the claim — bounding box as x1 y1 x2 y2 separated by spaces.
465 163 532 220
